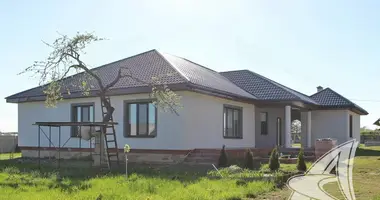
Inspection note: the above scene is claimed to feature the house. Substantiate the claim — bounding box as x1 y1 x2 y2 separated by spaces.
5 49 368 163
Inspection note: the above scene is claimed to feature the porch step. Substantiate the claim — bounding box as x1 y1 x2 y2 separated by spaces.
183 148 316 165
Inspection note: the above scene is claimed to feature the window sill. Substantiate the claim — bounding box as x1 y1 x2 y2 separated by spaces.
223 136 243 139
125 135 157 138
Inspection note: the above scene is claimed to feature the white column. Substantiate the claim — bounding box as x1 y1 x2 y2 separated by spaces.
307 111 312 147
285 105 292 148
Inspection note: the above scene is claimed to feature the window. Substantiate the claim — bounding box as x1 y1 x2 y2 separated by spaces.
349 115 353 138
71 103 94 137
260 112 268 135
125 101 157 137
223 105 242 138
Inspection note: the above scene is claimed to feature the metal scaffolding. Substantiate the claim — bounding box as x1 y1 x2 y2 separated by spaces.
33 121 119 170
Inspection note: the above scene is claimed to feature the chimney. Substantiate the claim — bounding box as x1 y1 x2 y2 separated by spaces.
317 86 323 92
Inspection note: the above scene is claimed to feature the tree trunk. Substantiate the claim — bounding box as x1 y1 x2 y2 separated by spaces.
99 93 114 123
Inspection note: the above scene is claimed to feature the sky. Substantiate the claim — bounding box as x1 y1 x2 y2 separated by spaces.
0 0 380 132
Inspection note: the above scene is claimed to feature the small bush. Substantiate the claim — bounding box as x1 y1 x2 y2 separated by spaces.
244 149 254 170
226 165 243 174
218 145 228 168
268 147 280 171
296 148 307 172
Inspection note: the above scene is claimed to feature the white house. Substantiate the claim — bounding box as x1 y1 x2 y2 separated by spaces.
5 49 368 163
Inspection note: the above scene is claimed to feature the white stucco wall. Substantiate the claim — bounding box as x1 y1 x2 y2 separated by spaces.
18 96 100 149
310 110 350 146
18 91 255 150
181 92 255 149
300 111 309 147
254 107 285 148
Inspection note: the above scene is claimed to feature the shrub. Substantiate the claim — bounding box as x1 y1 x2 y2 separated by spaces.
218 145 228 168
244 149 254 170
268 147 280 171
296 148 307 172
226 165 243 174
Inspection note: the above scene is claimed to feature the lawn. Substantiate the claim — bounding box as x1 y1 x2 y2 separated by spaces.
258 145 380 200
2 145 379 200
0 153 21 160
0 158 276 200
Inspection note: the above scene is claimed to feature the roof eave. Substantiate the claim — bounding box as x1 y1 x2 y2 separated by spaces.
252 99 317 110
187 83 257 103
351 107 369 115
5 83 189 104
316 105 368 115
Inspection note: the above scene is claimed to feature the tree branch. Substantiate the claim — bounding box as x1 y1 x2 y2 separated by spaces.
64 53 105 92
20 32 182 122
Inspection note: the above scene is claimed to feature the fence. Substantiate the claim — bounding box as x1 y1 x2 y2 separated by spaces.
360 132 380 144
0 133 18 153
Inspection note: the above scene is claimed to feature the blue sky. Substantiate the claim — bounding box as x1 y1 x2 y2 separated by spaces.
1 0 379 132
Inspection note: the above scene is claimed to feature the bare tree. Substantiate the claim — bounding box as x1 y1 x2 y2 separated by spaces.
20 32 181 123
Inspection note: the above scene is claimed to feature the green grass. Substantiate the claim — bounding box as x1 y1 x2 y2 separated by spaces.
322 145 380 200
259 162 312 172
0 157 276 200
0 171 274 200
0 153 21 160
258 145 380 200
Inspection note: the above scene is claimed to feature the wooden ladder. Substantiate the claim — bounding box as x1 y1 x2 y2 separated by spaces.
100 96 120 170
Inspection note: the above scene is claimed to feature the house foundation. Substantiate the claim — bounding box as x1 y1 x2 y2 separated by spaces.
20 147 316 165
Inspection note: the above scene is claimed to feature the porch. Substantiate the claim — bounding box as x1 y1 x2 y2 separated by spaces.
255 105 312 149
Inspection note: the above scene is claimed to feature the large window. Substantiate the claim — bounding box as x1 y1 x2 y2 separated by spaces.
223 105 242 139
349 115 353 138
125 101 157 137
71 103 94 137
260 112 268 135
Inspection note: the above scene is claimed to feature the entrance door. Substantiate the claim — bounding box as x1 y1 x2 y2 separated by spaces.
276 117 282 146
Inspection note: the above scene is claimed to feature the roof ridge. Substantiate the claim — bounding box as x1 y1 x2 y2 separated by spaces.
244 70 310 101
163 53 217 73
165 54 251 90
309 87 368 115
220 69 246 73
155 50 190 82
310 87 328 97
88 49 158 72
6 49 160 100
321 88 353 105
158 52 256 99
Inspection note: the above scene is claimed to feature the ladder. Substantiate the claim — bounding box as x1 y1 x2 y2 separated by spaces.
99 96 120 170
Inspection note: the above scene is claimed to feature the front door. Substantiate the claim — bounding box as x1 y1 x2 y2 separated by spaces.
276 117 282 146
